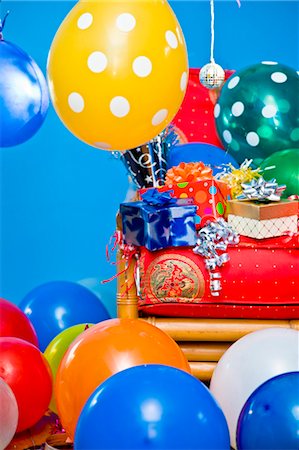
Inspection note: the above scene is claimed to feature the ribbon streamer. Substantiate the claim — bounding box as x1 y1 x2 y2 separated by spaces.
102 231 139 293
193 218 239 296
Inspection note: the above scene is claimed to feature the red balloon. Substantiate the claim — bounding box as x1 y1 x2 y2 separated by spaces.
0 298 38 347
0 337 52 432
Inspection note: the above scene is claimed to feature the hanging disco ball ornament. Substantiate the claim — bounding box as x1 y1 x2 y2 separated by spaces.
200 62 225 90
199 0 228 90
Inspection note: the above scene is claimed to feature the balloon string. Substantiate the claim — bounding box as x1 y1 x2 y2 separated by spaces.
210 0 215 64
0 11 10 40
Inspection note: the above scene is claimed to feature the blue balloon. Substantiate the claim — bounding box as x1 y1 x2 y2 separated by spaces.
19 281 110 351
0 39 49 147
168 143 238 175
75 364 230 450
237 371 299 450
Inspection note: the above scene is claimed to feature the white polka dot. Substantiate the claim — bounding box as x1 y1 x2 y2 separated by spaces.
132 56 152 77
214 104 221 118
94 142 112 150
223 130 232 144
246 131 260 147
227 76 240 89
68 92 84 113
231 101 244 117
180 72 188 91
261 61 278 65
116 13 136 32
110 96 130 118
152 109 168 126
87 52 108 73
271 72 287 83
77 12 93 30
165 30 178 49
262 104 277 118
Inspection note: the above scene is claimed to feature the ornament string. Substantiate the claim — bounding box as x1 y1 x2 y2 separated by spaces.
210 0 215 64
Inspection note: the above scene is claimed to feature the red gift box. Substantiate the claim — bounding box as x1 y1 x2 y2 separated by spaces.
139 179 231 228
171 68 234 146
137 234 299 319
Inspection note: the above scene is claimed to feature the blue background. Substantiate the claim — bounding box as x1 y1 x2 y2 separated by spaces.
1 0 298 317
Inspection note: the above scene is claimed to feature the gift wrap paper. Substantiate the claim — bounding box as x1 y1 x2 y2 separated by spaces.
120 200 197 251
140 179 230 228
226 199 298 238
137 235 299 319
228 214 298 239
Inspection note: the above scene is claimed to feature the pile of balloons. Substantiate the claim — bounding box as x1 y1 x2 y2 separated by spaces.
0 280 110 447
0 281 233 450
210 327 299 450
1 282 299 450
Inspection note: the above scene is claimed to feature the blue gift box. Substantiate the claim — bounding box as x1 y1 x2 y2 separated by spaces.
120 188 197 251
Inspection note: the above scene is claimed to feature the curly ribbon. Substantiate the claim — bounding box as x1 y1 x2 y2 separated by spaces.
141 188 175 206
236 177 286 202
193 218 239 296
102 231 139 295
50 417 65 435
288 195 299 201
166 162 213 184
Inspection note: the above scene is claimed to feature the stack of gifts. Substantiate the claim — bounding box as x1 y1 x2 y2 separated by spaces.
218 160 298 239
118 157 298 319
139 161 231 228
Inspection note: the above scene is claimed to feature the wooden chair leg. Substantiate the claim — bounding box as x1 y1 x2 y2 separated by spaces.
116 247 139 319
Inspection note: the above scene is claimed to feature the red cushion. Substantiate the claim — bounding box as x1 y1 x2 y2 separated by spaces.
138 235 299 319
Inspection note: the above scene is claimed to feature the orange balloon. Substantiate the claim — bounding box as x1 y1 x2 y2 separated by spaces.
55 318 190 439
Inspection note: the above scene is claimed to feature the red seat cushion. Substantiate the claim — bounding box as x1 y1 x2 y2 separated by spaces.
138 235 299 319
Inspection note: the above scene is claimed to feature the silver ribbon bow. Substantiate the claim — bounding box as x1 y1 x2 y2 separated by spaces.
236 177 286 202
193 218 239 296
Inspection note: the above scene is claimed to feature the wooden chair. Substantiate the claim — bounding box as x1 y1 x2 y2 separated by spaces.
116 244 299 383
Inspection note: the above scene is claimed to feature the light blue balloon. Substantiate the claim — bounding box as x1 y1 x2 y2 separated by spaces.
0 38 49 147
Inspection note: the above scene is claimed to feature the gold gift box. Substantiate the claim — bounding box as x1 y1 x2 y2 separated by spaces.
226 199 298 220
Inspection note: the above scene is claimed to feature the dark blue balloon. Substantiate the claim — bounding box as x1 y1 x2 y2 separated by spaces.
75 364 230 450
168 142 238 175
0 39 49 147
237 371 299 450
19 281 110 351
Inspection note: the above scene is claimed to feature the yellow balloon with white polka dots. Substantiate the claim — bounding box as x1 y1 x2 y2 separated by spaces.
47 0 189 151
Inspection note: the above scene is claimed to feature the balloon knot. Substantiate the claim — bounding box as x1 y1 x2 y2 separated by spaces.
0 11 10 39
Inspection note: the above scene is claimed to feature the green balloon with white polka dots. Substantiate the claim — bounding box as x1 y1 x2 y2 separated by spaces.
214 62 299 163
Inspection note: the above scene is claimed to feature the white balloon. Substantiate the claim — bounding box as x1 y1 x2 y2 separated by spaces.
0 378 18 450
209 327 299 448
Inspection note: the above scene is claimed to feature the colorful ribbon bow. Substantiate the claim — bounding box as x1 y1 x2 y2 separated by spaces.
166 162 213 184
